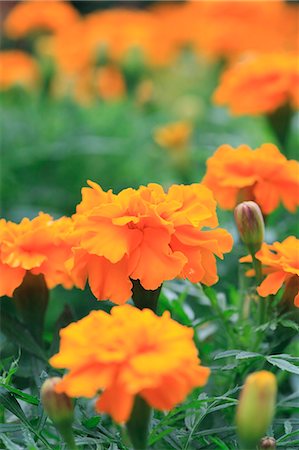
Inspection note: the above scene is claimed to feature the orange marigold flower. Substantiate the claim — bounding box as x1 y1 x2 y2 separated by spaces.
154 121 192 151
202 144 299 215
96 65 126 101
50 304 210 423
191 1 297 59
241 237 299 307
0 213 75 297
213 53 299 115
70 181 233 304
4 0 80 39
0 50 39 91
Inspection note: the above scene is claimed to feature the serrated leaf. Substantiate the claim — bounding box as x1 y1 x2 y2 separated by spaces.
235 351 262 360
214 350 241 360
267 358 299 375
280 319 299 331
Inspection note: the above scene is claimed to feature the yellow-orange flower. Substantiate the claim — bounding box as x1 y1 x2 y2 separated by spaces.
190 1 297 59
4 0 80 39
0 50 39 91
96 65 126 101
50 304 210 423
0 213 75 297
202 144 299 215
241 237 299 307
70 181 233 304
213 53 299 115
154 121 192 151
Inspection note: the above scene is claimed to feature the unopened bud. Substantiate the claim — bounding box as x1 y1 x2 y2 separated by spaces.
234 201 265 255
236 371 277 449
41 377 74 426
260 436 276 449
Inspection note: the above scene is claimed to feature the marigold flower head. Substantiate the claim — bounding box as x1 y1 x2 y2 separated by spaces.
240 237 299 307
213 53 299 115
189 1 297 59
4 0 80 39
202 144 299 215
154 121 192 151
50 304 210 423
0 213 75 297
70 181 233 304
0 51 39 91
96 65 126 101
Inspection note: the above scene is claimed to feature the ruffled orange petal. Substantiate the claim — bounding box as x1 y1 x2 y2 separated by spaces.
0 262 26 297
257 271 288 297
96 384 134 423
130 228 187 290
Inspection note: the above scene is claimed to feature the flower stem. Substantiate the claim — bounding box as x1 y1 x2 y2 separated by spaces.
252 254 266 325
131 279 161 312
56 424 78 450
126 396 152 450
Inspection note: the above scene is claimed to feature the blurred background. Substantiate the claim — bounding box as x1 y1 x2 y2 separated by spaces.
0 0 298 223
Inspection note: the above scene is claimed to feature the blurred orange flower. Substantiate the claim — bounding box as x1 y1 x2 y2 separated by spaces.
0 50 39 91
0 214 75 297
70 181 233 304
96 65 126 101
154 121 192 151
240 237 299 307
4 0 80 39
191 1 297 59
202 144 299 215
213 53 299 115
50 304 210 423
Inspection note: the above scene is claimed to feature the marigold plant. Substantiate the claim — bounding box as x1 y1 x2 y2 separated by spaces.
213 53 299 115
70 181 233 304
0 213 75 297
0 50 39 91
241 236 299 307
50 304 210 423
202 144 299 215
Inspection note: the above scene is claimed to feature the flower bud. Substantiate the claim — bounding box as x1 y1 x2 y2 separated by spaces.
41 377 74 426
234 201 265 255
260 436 276 449
236 371 277 449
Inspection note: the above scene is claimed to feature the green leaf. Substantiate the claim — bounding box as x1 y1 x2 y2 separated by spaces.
0 434 23 450
267 357 299 375
0 383 39 406
214 350 241 360
0 388 51 449
235 351 262 360
0 311 47 362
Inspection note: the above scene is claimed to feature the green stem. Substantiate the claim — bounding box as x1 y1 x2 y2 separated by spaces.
131 279 161 312
251 254 267 326
202 285 236 347
57 424 78 450
126 396 152 450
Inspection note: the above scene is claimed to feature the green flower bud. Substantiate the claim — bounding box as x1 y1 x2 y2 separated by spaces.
236 371 277 449
41 378 77 449
41 377 74 426
234 201 265 255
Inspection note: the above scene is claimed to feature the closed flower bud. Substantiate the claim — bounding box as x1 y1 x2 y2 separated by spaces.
41 377 74 426
260 436 276 449
234 201 265 255
236 371 277 449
